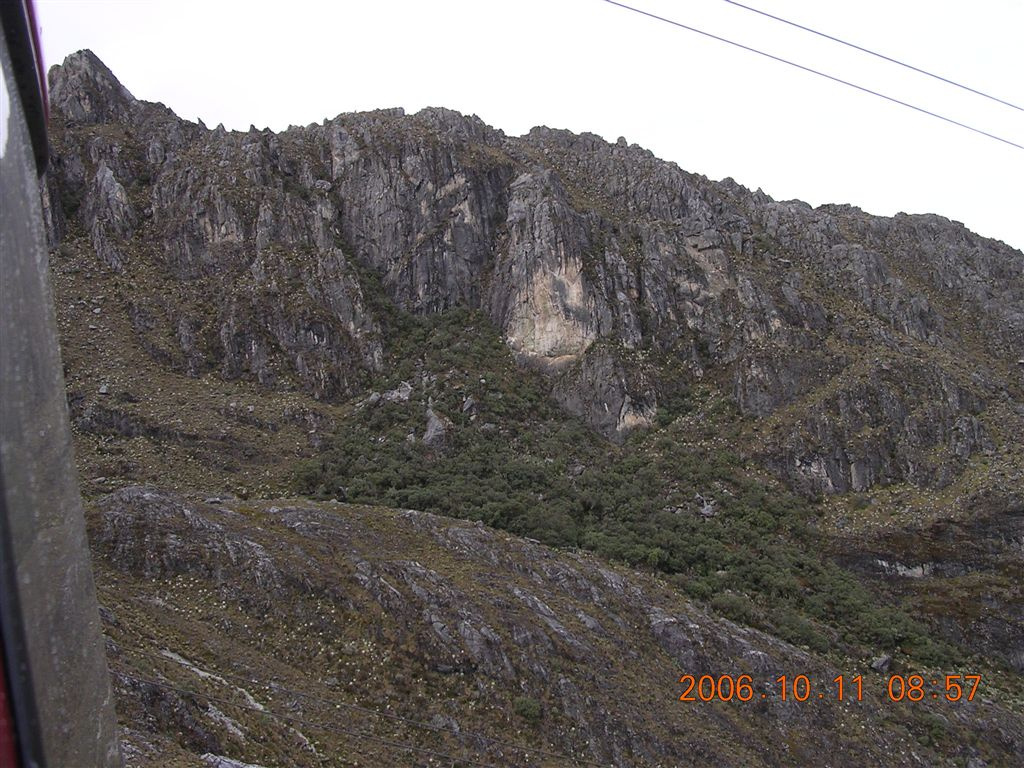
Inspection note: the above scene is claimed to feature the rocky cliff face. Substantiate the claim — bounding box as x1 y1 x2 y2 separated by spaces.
45 50 1024 498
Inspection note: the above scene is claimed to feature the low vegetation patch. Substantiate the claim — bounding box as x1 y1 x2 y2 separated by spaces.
295 309 954 665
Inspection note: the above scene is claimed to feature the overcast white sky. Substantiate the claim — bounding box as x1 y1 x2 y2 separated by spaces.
35 0 1024 250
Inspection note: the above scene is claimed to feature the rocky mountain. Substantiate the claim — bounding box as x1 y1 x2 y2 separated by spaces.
45 50 1024 496
42 50 1024 766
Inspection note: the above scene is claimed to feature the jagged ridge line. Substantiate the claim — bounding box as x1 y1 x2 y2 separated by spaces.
600 0 1024 151
721 0 1024 112
129 647 609 767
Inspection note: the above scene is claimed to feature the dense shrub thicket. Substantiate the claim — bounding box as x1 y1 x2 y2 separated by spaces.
295 307 951 664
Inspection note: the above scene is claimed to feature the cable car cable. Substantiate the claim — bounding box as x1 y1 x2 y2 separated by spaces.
599 0 1024 151
720 0 1024 112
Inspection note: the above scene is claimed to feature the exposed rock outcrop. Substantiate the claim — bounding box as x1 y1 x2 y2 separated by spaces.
44 50 1024 494
92 487 1024 767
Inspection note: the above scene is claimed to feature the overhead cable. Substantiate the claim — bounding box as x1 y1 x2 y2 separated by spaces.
600 0 1024 151
721 0 1024 113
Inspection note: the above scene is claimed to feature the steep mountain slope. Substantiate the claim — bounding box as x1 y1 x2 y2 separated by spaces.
94 487 1022 767
45 50 1023 495
40 50 1024 765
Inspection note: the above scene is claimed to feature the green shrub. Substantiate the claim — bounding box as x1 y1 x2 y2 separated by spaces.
512 696 542 723
710 591 757 625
